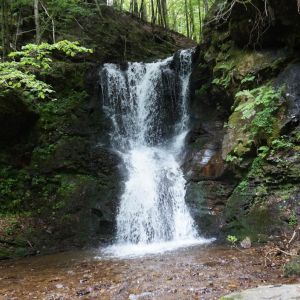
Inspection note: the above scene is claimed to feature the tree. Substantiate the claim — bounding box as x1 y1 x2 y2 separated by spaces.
109 0 214 40
34 0 40 44
0 40 92 101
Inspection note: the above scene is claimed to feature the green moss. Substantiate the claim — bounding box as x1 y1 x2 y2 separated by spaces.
224 84 283 159
0 168 32 213
36 90 88 131
276 185 297 201
284 256 300 277
226 202 277 241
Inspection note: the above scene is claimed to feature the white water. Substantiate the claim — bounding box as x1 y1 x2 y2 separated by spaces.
100 49 212 257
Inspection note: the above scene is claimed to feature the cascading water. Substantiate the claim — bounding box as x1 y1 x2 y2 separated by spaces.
100 49 211 257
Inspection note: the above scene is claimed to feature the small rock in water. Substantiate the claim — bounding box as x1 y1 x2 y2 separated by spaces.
55 284 64 289
129 292 153 299
76 289 90 296
227 283 238 290
240 237 251 249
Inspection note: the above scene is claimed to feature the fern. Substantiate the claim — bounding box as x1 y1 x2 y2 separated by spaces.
234 85 282 143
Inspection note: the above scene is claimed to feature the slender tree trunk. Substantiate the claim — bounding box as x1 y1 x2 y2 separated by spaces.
197 0 202 40
40 1 56 43
1 0 6 59
1 0 10 59
161 0 168 29
156 0 162 26
34 0 40 44
94 0 103 17
203 0 209 14
184 0 190 37
172 9 177 32
189 0 195 39
131 0 138 16
140 0 147 21
151 0 155 24
14 11 22 50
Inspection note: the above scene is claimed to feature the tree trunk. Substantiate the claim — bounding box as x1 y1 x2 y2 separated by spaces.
39 1 56 43
140 0 147 21
1 0 10 59
197 0 202 40
151 0 156 24
203 0 209 14
34 0 40 44
161 0 168 29
184 0 190 37
189 0 195 39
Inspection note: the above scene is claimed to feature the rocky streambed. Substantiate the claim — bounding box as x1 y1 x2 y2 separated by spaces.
1 245 298 300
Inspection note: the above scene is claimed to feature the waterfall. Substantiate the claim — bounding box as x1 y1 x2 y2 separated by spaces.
100 49 211 257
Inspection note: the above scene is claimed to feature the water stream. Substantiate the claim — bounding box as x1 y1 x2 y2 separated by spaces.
100 49 211 257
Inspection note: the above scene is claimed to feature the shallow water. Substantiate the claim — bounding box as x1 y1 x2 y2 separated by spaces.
0 244 288 300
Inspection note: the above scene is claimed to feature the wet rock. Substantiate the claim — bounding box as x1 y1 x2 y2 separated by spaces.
55 284 64 289
275 63 300 133
76 289 90 296
129 292 153 300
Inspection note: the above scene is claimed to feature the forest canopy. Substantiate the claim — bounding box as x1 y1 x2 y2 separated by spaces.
108 0 215 40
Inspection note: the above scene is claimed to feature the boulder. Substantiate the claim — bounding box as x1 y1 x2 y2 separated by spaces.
222 284 300 300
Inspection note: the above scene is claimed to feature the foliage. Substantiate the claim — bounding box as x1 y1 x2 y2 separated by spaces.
236 180 249 193
0 62 53 100
248 156 264 177
288 211 298 227
257 146 270 159
234 85 282 143
241 74 255 84
212 60 235 88
226 235 238 245
284 257 300 277
225 154 242 163
0 167 31 213
271 137 294 150
0 41 92 101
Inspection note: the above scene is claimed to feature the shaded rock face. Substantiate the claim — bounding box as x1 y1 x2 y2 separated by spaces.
228 0 300 49
184 96 236 236
187 0 300 239
0 93 38 145
275 63 300 133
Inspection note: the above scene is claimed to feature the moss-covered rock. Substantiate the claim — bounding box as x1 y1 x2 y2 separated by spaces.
284 256 300 277
189 0 300 241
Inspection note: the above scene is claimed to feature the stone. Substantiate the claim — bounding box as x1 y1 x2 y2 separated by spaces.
275 63 300 133
55 284 64 289
221 284 300 300
240 237 251 249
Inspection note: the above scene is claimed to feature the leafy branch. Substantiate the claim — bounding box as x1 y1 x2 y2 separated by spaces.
0 40 93 101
